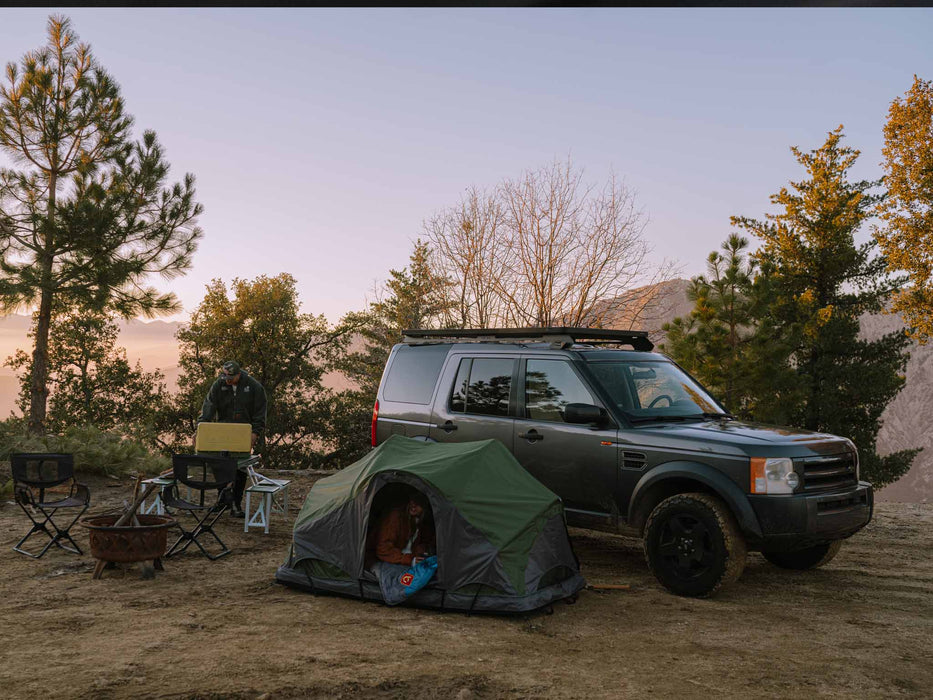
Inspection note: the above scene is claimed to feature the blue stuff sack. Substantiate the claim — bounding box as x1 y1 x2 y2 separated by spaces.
402 555 437 596
376 556 438 605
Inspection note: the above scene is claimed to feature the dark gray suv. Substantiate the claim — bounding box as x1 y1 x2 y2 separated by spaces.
371 328 873 597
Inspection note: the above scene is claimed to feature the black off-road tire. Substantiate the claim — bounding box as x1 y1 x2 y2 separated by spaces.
643 492 747 598
762 540 843 570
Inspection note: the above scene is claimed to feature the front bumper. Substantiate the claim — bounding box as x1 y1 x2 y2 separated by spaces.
747 481 873 551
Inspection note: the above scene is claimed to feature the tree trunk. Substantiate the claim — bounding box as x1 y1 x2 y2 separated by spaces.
28 171 57 436
28 283 54 435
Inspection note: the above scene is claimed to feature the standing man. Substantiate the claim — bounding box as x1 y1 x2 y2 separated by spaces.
199 361 267 518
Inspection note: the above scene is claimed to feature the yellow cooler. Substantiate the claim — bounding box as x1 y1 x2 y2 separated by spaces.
195 422 252 454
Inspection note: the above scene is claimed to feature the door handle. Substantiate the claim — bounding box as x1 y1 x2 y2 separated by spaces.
437 421 458 433
518 430 543 442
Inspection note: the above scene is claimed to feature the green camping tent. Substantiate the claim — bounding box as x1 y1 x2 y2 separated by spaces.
275 436 586 613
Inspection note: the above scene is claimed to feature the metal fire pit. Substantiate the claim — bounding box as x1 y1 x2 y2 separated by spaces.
81 514 177 579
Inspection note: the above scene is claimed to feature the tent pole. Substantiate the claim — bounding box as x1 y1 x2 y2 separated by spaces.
468 587 480 616
303 566 316 594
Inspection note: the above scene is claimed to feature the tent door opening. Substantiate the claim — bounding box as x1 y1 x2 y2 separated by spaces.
364 482 436 573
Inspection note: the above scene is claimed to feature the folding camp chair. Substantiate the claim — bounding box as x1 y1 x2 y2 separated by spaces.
163 454 237 560
11 453 90 558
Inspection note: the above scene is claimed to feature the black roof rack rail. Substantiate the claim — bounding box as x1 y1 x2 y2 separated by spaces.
402 327 654 351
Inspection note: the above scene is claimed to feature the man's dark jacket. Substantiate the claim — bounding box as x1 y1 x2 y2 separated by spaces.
199 371 267 435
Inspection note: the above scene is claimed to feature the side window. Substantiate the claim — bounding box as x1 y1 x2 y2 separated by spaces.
448 357 514 417
382 344 450 404
525 360 595 422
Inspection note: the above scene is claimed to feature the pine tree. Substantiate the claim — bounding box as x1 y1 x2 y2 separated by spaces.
332 241 454 462
662 234 780 417
0 17 202 434
340 239 453 396
733 127 918 487
876 75 933 342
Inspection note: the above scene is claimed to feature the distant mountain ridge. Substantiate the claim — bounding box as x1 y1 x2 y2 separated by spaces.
1 290 929 503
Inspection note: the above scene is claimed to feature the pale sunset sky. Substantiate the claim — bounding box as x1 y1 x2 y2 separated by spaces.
1 8 930 323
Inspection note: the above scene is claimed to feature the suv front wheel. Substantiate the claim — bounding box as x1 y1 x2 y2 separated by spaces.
643 492 747 597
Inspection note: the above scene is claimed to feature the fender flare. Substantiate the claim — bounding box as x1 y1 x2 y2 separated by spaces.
628 460 763 539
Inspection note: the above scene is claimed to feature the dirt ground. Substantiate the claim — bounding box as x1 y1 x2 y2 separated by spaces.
1 471 931 700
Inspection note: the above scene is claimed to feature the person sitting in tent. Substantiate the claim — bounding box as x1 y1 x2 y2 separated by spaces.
374 491 435 566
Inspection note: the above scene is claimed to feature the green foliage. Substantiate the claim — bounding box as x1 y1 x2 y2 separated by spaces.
161 273 357 469
340 240 453 397
0 16 202 434
663 235 768 416
335 241 454 463
667 128 919 488
0 418 167 477
5 306 168 438
876 75 933 342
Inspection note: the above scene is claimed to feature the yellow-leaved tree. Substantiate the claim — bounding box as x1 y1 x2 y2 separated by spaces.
876 76 933 342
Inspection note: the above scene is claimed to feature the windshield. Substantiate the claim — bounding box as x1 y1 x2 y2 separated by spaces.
587 361 728 422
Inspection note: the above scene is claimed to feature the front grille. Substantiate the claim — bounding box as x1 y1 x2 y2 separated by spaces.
800 454 858 493
817 492 866 513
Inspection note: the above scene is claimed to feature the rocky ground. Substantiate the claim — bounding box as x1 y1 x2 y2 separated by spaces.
0 471 931 699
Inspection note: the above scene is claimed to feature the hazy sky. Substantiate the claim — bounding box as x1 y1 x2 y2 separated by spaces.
1 8 930 323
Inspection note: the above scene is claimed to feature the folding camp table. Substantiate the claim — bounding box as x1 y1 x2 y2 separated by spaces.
244 464 291 534
141 454 290 534
140 475 176 515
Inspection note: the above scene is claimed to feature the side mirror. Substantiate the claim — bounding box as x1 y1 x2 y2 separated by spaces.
564 403 608 426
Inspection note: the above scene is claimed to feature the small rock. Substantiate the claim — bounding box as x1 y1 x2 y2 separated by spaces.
455 689 474 700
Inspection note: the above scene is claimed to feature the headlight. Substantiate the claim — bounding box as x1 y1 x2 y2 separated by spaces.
750 457 798 495
844 439 860 481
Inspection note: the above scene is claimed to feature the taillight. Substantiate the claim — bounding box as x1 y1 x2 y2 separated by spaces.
371 399 379 447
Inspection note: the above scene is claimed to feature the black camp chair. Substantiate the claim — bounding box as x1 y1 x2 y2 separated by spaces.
164 454 237 560
11 453 90 558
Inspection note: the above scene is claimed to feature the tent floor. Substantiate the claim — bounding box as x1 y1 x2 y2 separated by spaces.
274 564 585 615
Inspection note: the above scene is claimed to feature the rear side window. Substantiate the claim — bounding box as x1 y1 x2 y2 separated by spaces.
449 357 515 417
382 344 450 404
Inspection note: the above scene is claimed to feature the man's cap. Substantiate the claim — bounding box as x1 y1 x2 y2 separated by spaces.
221 361 241 376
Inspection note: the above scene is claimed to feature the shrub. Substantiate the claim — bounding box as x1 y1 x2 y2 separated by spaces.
0 420 168 478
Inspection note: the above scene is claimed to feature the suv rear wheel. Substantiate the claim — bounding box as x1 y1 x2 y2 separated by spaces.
643 492 747 597
762 540 842 570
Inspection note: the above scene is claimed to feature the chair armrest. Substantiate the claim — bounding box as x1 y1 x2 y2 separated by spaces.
73 481 91 505
14 483 35 507
217 485 235 509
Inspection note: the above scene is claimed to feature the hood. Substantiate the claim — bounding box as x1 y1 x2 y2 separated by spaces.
634 419 853 459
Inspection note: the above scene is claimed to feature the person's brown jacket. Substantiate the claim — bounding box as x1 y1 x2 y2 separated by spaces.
375 506 434 566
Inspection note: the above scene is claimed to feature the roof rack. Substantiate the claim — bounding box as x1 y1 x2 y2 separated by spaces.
402 327 654 351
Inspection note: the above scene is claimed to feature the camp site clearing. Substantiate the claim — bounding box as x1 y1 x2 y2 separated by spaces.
0 471 930 700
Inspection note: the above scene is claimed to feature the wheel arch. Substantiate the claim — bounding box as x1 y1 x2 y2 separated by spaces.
628 461 762 539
